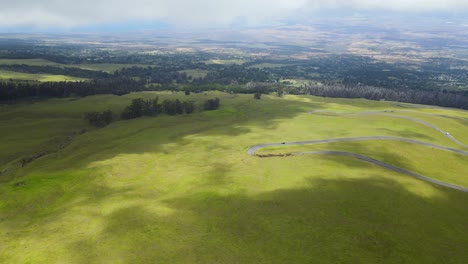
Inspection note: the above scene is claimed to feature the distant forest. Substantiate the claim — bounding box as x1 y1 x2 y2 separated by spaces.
2 79 468 110
1 44 468 109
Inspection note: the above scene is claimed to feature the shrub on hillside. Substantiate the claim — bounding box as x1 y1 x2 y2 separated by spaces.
162 99 183 115
183 101 196 114
203 98 220 110
84 110 113 127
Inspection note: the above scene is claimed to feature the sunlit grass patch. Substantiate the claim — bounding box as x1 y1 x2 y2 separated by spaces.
1 92 467 263
0 70 87 82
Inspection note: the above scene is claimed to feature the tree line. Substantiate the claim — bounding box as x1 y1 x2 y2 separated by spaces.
303 84 468 110
85 97 220 127
203 98 220 110
4 77 468 110
120 97 198 119
0 78 146 100
117 66 190 84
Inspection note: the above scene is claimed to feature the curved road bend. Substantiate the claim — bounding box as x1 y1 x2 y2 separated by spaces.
308 110 468 148
247 136 468 193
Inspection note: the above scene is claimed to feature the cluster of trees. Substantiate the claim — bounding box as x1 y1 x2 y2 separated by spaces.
276 86 284 97
152 83 274 95
304 84 468 110
0 78 146 100
84 110 113 127
203 98 220 110
117 64 273 85
84 97 221 127
117 66 190 84
120 97 197 119
198 65 272 84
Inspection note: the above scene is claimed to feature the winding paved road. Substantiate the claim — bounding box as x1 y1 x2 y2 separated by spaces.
309 110 468 148
248 112 468 192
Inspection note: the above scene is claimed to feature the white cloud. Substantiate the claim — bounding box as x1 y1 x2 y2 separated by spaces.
0 0 467 28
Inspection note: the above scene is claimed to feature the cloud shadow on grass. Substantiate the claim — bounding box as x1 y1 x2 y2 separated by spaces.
26 95 324 172
436 115 468 127
377 128 434 141
65 176 468 263
4 93 468 262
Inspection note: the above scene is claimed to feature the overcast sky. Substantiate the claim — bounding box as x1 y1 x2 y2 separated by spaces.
0 0 467 30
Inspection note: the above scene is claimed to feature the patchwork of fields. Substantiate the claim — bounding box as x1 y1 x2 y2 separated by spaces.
1 92 467 263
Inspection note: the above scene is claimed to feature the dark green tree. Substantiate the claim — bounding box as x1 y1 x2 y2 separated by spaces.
203 98 220 110
277 86 284 97
183 101 196 114
162 99 177 115
85 110 113 127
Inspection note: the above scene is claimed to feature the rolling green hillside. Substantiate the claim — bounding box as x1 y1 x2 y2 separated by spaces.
1 92 467 263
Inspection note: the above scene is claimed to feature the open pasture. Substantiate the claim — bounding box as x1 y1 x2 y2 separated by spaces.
1 93 467 263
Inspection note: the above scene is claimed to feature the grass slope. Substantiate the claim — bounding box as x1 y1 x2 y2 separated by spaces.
205 59 246 65
248 63 295 68
70 64 153 73
179 69 210 79
0 93 467 263
0 70 87 82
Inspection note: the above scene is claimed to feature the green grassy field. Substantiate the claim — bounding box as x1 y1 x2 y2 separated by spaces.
0 93 467 263
205 59 247 65
0 58 63 66
248 63 294 68
0 58 152 73
71 63 153 72
0 70 87 82
280 78 312 87
179 69 210 79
